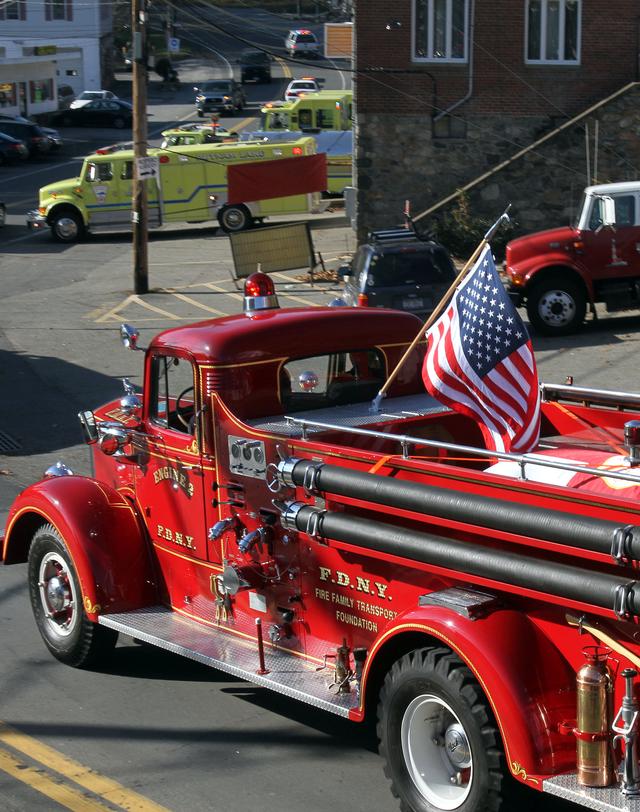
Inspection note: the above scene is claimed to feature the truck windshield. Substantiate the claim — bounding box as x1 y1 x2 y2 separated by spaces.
203 82 231 92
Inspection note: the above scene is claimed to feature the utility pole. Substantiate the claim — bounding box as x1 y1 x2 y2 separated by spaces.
132 0 149 294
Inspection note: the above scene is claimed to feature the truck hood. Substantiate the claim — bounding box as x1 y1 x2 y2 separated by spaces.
40 177 81 204
506 226 577 266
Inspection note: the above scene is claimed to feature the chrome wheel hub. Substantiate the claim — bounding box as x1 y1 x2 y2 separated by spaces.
224 209 244 229
401 694 473 810
56 217 78 240
38 551 78 637
538 289 575 328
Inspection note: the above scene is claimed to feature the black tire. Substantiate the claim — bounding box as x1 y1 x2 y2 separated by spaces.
113 116 126 129
218 204 252 233
49 207 84 243
378 647 530 812
526 277 586 336
27 524 118 668
197 110 204 118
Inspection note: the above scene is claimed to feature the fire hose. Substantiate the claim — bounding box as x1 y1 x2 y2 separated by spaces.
276 458 640 562
279 501 640 618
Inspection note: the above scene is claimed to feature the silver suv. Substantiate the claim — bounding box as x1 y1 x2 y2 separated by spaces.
338 229 456 320
285 29 320 58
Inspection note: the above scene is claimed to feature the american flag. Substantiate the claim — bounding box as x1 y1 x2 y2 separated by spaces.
422 245 540 454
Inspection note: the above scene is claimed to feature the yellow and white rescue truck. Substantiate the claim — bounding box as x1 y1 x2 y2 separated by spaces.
26 137 326 241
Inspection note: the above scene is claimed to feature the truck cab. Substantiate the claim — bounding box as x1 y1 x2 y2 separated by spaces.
506 181 640 334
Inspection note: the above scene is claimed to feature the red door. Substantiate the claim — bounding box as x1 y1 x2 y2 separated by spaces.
134 351 215 612
581 192 640 286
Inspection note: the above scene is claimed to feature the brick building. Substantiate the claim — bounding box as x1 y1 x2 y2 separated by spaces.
354 0 640 239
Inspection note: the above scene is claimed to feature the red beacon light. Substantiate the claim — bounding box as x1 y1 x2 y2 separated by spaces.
243 271 279 313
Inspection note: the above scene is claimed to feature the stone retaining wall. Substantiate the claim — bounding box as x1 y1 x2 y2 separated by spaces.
355 83 640 241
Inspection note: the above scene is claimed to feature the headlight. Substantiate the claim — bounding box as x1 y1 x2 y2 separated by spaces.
196 95 205 101
223 95 231 101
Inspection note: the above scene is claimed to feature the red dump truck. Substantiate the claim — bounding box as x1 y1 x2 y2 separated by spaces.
6 274 640 812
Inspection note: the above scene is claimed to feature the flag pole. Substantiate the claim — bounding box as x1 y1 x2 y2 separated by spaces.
369 205 512 414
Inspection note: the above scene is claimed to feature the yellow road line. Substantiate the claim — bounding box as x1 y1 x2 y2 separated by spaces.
228 116 256 133
203 281 244 301
130 295 182 320
275 56 292 80
164 291 226 316
0 744 114 812
0 722 171 812
96 295 137 323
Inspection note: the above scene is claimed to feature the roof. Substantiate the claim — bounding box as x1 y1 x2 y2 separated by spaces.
585 181 640 195
150 307 422 366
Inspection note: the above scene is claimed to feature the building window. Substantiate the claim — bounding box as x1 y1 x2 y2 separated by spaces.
45 0 73 21
413 0 468 62
0 83 17 108
29 79 54 104
0 0 26 20
526 0 580 63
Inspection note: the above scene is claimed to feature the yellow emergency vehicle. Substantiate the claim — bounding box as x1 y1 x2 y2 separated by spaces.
26 137 323 241
262 90 353 132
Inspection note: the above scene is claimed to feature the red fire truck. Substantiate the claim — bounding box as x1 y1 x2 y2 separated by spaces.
5 274 640 812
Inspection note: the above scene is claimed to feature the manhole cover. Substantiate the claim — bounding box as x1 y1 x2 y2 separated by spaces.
0 430 22 454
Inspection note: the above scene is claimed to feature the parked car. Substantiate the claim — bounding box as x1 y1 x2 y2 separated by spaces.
0 131 29 164
239 49 272 83
284 77 320 101
337 229 456 319
194 80 245 116
0 114 63 152
285 29 321 58
54 99 133 129
57 84 76 110
70 90 118 109
0 120 50 157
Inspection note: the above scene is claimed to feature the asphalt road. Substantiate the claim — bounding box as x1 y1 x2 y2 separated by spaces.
0 16 636 812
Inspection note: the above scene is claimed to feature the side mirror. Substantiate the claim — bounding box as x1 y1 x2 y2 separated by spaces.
120 323 143 351
601 195 616 228
78 410 98 444
97 421 133 458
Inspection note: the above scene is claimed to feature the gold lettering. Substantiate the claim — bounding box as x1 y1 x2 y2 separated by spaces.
157 524 164 538
336 571 350 587
374 582 388 600
185 535 195 550
356 576 370 593
319 566 331 582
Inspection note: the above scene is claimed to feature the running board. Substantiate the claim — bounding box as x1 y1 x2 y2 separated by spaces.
544 774 640 810
99 606 358 717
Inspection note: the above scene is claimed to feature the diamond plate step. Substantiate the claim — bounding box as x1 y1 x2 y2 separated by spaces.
99 606 358 717
545 774 640 811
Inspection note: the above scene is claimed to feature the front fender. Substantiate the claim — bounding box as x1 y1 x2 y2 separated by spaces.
514 257 593 299
46 199 88 226
2 476 158 619
359 605 575 784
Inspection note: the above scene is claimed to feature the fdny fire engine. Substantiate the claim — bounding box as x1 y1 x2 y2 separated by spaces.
6 272 640 812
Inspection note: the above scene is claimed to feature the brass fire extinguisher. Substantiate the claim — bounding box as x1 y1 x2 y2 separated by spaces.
575 646 615 787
